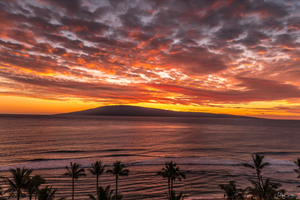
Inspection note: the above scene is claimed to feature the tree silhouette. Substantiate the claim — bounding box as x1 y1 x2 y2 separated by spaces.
243 154 270 187
156 161 186 196
26 175 45 200
4 167 32 200
167 190 185 200
219 181 246 200
63 162 86 200
243 154 283 200
156 164 171 196
249 178 283 200
37 186 65 200
0 186 6 200
88 185 113 200
294 158 300 187
88 161 105 195
106 161 129 200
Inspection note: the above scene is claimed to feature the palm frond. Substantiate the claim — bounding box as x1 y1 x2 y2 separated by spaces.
88 194 96 200
106 169 114 174
259 162 270 169
243 163 255 169
120 169 129 176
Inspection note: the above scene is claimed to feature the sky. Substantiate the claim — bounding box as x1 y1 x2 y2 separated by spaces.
1 0 300 119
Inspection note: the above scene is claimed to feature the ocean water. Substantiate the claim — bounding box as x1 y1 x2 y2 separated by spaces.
0 115 300 199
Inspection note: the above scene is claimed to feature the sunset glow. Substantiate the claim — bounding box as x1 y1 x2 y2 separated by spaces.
1 0 300 119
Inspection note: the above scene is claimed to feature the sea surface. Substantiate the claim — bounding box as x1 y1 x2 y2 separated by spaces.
0 115 300 199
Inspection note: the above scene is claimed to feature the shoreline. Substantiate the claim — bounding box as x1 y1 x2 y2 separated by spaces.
188 198 225 200
188 198 252 200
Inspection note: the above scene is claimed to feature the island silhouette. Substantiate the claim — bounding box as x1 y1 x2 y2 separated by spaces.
59 105 254 118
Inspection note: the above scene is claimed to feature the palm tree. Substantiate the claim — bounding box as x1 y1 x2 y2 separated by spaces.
156 161 186 196
0 186 6 200
249 178 283 200
88 161 105 194
167 190 185 200
219 181 246 200
243 154 270 187
294 158 300 187
4 167 32 200
168 162 186 191
156 163 171 196
106 161 129 200
63 162 86 200
26 175 45 200
37 186 65 200
88 185 113 200
294 158 300 176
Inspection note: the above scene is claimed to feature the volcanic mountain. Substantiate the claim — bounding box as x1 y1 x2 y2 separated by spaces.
60 105 252 118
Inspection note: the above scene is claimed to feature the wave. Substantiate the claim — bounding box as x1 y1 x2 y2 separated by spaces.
131 157 240 166
243 158 297 173
0 156 239 172
185 196 224 200
254 151 300 155
102 148 147 152
0 156 297 172
248 158 296 166
27 158 69 162
41 149 147 155
47 150 86 154
0 158 93 172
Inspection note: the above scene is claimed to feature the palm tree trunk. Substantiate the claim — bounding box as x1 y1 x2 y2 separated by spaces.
116 175 118 198
72 177 75 200
96 175 99 196
257 170 262 188
168 178 170 197
17 191 20 200
29 194 32 200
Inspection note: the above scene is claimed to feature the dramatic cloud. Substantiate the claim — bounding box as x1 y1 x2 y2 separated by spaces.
1 0 300 118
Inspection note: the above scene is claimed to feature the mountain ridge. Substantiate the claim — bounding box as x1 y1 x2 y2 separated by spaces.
58 105 255 119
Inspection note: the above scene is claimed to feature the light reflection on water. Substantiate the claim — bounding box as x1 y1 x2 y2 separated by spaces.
1 115 300 199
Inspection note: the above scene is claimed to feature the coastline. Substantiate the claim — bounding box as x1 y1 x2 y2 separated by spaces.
188 198 225 200
189 198 252 200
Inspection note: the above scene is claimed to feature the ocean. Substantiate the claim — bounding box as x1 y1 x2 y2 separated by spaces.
0 115 300 199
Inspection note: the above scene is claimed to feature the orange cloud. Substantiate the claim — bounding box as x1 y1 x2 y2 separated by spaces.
0 0 300 119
